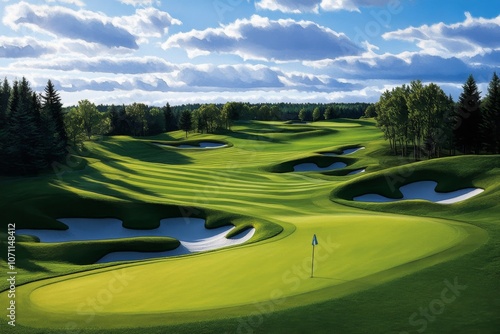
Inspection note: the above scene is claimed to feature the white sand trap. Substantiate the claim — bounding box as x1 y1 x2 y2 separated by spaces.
156 142 227 149
354 181 484 204
293 161 347 172
178 142 227 149
18 218 255 263
323 146 365 156
347 168 366 175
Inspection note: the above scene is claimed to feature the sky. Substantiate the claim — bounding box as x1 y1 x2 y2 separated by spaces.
0 0 499 107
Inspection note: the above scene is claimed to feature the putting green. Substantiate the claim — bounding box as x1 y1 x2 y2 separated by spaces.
9 214 486 328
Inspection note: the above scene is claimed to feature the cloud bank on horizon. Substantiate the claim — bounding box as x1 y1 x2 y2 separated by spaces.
0 0 499 106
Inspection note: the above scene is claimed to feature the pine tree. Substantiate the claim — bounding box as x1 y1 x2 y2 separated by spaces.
179 110 192 138
41 80 67 146
481 72 500 153
163 102 177 132
454 75 482 154
0 78 10 172
6 78 45 174
0 78 11 129
108 104 119 135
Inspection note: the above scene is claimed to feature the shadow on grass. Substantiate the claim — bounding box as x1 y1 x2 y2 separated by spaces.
93 140 194 165
313 276 377 288
62 166 161 202
223 130 285 144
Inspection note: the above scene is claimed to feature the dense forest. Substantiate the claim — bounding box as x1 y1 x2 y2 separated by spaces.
372 73 500 159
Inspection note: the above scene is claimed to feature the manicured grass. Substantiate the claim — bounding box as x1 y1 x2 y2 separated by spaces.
0 119 498 333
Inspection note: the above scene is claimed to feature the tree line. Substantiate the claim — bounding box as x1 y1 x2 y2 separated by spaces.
64 101 370 141
171 102 369 122
373 73 500 159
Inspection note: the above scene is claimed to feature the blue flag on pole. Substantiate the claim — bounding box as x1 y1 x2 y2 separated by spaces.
312 234 318 246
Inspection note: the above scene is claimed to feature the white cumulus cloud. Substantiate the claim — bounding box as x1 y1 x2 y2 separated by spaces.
46 0 85 7
2 2 181 51
12 56 176 74
256 0 399 13
3 1 138 49
0 36 53 58
383 12 500 58
256 0 322 13
120 0 161 7
114 7 181 39
163 15 363 61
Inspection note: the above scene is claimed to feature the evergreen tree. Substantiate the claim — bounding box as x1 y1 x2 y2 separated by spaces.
179 110 192 138
444 95 456 155
6 78 44 174
108 104 120 135
163 102 177 132
0 78 10 171
481 72 500 153
0 77 10 129
8 80 19 118
454 75 482 154
41 81 67 163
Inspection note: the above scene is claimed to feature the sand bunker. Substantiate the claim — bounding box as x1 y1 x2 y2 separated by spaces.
323 146 365 156
157 142 227 149
18 218 255 263
347 168 366 175
354 181 484 204
293 162 347 172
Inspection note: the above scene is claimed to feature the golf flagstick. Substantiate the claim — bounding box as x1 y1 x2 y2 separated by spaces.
311 234 318 278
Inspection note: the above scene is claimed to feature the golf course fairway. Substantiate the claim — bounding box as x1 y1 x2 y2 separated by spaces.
1 119 498 333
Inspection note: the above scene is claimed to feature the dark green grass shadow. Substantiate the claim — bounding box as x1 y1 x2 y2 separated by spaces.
88 138 194 165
